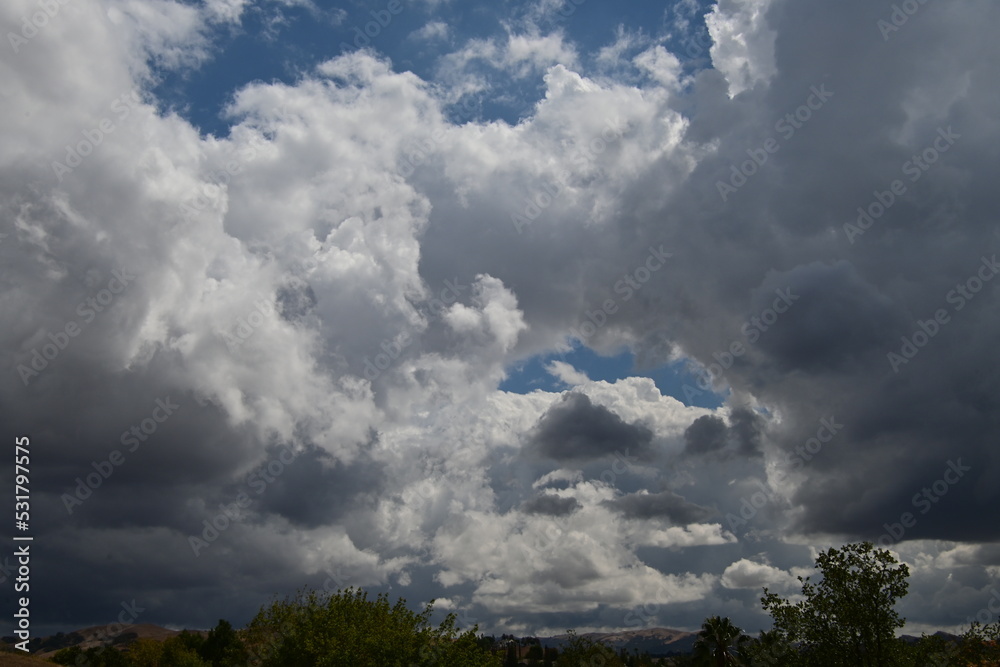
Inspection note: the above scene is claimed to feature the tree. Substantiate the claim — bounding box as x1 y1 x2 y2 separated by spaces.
739 628 796 667
527 643 545 662
555 630 625 666
125 636 209 667
954 619 1000 666
243 586 500 667
761 541 910 667
199 619 249 667
52 643 129 666
902 632 961 667
692 616 749 666
504 641 519 667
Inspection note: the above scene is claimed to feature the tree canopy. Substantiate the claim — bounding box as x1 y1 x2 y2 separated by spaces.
760 541 910 667
692 615 750 666
242 586 499 667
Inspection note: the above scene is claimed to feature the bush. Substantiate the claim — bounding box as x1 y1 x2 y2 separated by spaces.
243 586 500 667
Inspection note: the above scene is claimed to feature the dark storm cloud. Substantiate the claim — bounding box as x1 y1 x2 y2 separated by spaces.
521 494 581 516
727 407 763 456
604 490 714 525
751 261 905 373
529 392 654 462
683 407 762 457
954 544 1000 567
683 415 727 455
611 0 1000 546
255 444 385 528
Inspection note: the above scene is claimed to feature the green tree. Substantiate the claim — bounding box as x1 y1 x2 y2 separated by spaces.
52 643 129 666
504 641 519 666
739 628 797 666
173 629 206 656
692 616 749 666
555 629 625 666
953 620 1000 666
527 643 545 662
243 586 500 667
199 619 249 667
761 541 910 667
901 632 961 667
125 636 208 667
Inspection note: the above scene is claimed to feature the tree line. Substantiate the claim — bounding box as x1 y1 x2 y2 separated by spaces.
45 542 1000 666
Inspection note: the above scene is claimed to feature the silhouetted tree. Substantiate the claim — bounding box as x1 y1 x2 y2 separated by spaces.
761 541 909 667
692 616 749 666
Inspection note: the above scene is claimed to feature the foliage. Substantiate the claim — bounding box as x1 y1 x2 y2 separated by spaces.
124 636 209 667
52 643 130 666
51 621 245 667
953 620 1000 666
692 616 750 666
900 633 962 667
555 629 625 666
761 541 910 667
738 628 798 667
242 586 500 667
200 619 249 667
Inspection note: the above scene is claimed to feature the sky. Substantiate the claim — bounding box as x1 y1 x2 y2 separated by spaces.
2 0 999 642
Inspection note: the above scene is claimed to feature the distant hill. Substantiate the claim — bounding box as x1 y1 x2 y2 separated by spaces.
540 627 699 656
2 623 207 659
0 646 57 665
899 630 962 645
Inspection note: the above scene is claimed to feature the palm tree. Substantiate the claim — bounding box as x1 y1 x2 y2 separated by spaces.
692 616 749 666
